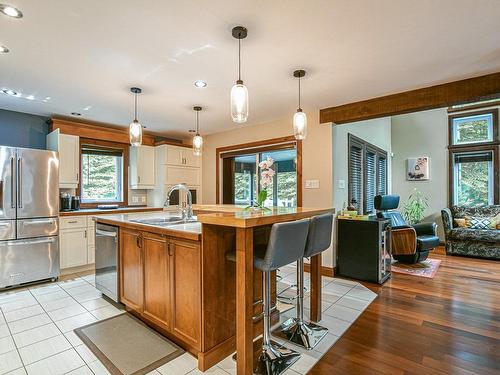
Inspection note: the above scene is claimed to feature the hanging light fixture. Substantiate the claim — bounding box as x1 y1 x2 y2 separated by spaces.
230 26 248 123
293 70 307 140
129 87 143 146
192 106 203 156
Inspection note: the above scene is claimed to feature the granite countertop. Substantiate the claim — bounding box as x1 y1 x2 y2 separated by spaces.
93 211 201 241
59 206 164 216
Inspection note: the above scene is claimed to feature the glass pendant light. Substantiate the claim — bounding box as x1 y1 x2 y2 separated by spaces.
231 26 248 123
129 87 143 146
193 106 203 156
293 70 307 140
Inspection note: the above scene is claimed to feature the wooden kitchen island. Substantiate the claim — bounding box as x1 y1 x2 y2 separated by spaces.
94 205 334 374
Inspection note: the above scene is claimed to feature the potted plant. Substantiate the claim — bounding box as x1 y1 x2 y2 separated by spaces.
403 188 429 225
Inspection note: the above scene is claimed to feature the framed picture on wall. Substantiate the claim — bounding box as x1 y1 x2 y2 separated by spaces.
407 157 430 181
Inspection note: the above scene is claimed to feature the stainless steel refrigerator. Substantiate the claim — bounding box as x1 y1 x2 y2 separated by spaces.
0 146 60 288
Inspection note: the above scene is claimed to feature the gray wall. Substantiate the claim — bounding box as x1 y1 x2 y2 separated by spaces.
332 117 392 212
391 108 448 240
0 109 49 149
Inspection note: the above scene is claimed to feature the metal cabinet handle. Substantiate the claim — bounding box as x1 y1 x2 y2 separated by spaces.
76 172 79 182
10 156 15 209
84 230 87 238
67 220 78 224
17 158 22 208
138 175 141 183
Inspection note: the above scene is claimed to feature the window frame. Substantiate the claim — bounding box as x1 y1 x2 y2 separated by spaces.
77 138 129 208
448 144 499 207
448 109 498 147
448 108 499 207
348 134 388 215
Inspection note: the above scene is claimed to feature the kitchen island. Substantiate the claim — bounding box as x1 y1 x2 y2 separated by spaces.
93 205 334 373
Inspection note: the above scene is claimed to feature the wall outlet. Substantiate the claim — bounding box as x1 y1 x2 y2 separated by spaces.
305 179 320 189
338 179 345 189
132 196 139 203
141 196 146 203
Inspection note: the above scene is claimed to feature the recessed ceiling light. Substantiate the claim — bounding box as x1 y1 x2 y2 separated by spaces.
71 112 81 116
2 88 18 96
0 45 9 53
25 95 34 100
0 4 23 18
194 80 207 88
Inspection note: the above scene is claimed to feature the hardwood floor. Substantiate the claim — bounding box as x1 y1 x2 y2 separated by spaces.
310 248 500 375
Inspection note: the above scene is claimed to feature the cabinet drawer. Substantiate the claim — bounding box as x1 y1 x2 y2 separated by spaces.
60 216 87 229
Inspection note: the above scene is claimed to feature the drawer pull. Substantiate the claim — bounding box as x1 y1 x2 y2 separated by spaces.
67 220 78 224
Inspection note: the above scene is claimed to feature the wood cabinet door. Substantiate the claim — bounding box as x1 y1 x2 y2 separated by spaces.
165 145 184 166
182 148 201 168
59 134 79 187
143 233 171 328
170 238 201 348
119 228 143 311
60 228 87 269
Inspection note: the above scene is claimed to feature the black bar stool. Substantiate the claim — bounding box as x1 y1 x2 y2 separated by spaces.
227 218 310 374
273 213 333 350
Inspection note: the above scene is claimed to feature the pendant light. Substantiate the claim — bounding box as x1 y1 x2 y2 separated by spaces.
231 26 248 123
192 106 203 156
293 70 307 140
129 87 143 146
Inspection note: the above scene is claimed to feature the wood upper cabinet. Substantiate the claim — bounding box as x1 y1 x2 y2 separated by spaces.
170 238 201 348
46 129 80 188
143 232 171 329
119 228 144 311
130 145 155 189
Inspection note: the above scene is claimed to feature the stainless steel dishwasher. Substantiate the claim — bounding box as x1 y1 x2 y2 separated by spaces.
95 223 119 302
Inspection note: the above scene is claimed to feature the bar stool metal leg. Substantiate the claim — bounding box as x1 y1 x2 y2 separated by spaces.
254 271 300 374
273 258 328 350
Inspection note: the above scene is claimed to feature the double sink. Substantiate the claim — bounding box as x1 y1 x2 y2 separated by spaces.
131 216 197 227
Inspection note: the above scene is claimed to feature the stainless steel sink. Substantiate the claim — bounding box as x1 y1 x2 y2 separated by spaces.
131 217 196 226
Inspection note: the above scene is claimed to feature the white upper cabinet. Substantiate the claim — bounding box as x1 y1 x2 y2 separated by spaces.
164 145 200 168
130 145 155 189
47 129 80 188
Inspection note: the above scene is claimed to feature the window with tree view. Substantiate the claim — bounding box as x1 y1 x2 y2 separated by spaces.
81 147 123 203
449 108 498 207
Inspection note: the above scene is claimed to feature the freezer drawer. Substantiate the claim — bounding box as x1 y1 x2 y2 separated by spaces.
0 220 15 240
17 218 59 239
0 236 60 289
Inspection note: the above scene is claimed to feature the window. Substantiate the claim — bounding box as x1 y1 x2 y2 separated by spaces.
348 134 388 214
219 138 301 207
448 109 499 207
452 151 494 206
78 139 129 207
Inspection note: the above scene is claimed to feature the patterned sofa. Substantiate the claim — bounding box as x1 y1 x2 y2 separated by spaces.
441 206 500 259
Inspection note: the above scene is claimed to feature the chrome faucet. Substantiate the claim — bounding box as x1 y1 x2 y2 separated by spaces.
164 184 194 222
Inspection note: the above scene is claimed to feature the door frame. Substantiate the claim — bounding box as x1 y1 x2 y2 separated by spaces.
215 136 302 206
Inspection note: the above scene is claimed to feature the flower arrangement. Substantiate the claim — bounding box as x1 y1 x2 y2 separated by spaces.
246 156 275 211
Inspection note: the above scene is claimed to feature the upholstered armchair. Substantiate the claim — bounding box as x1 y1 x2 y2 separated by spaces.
375 195 440 263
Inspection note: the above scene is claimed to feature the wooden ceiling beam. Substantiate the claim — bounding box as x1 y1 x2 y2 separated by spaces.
320 72 500 124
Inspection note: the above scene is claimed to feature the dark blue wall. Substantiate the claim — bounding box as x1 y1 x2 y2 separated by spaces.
0 109 49 150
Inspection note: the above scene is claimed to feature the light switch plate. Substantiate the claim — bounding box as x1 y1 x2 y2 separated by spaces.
132 196 138 203
305 179 320 189
338 179 345 189
141 196 146 203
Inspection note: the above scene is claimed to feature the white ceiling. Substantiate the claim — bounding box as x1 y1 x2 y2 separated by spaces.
1 0 500 139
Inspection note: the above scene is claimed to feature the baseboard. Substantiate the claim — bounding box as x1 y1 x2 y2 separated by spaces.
60 264 95 277
303 263 335 277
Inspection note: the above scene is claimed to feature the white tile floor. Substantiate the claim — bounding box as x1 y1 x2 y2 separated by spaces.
0 267 377 375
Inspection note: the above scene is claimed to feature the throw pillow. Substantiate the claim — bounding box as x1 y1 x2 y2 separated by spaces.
454 218 467 228
468 216 493 230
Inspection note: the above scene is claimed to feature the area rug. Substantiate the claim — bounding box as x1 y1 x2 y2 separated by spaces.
75 313 184 375
391 259 441 278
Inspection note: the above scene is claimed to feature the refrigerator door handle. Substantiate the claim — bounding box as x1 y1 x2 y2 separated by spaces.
17 157 22 208
10 156 15 209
